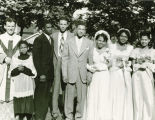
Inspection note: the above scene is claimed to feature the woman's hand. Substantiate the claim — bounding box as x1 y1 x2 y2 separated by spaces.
115 57 124 68
17 65 24 72
87 64 96 73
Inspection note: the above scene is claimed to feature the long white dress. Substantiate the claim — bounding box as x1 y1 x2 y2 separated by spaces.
85 48 112 120
0 32 21 120
131 48 155 120
110 43 133 120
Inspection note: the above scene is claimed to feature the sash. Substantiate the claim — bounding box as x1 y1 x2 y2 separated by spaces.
0 39 19 57
0 39 20 101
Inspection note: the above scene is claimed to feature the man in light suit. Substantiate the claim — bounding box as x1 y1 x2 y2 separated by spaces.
62 21 92 120
52 17 73 120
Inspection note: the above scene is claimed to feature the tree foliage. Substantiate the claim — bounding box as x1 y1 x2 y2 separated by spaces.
0 0 154 42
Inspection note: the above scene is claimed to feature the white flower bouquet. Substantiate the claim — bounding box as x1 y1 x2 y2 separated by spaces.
87 48 111 72
115 57 132 72
133 55 155 72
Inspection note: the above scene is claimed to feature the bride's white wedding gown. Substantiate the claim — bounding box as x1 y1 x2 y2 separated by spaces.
84 48 112 120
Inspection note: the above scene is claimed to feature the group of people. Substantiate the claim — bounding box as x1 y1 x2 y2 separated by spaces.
0 16 155 120
84 29 155 120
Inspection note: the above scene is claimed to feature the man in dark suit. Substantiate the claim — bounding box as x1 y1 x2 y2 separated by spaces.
51 17 73 120
32 19 54 120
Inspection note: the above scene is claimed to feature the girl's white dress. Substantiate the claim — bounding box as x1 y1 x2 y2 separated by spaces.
9 55 37 98
131 48 155 120
110 44 133 120
85 48 112 120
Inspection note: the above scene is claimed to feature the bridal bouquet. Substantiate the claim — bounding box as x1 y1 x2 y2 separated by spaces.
116 57 124 68
87 48 111 72
115 57 132 72
102 48 111 64
134 55 155 72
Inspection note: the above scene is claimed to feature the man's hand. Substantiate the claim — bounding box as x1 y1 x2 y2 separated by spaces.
63 78 68 83
5 57 11 65
40 75 46 82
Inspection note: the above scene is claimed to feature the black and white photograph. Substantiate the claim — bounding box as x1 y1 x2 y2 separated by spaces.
0 0 155 120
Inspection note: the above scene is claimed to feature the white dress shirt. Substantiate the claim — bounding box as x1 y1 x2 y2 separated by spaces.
44 33 51 44
58 31 67 56
75 36 83 54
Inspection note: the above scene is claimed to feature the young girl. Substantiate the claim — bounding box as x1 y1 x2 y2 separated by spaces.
9 40 37 120
131 32 155 120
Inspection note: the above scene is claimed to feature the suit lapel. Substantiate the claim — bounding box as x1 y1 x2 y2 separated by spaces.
43 33 50 44
89 47 94 64
54 31 71 59
70 37 79 57
53 32 59 59
54 31 73 59
66 31 73 41
79 37 88 57
42 33 52 49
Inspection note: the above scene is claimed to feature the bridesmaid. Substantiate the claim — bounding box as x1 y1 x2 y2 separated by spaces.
110 28 133 120
130 31 155 120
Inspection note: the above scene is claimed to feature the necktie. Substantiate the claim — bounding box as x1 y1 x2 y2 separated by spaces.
59 33 64 56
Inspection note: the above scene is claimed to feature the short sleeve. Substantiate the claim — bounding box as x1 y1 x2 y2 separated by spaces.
151 49 155 60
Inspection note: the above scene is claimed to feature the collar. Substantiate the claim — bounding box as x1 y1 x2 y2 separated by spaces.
75 36 83 41
44 33 50 40
5 32 15 37
18 54 30 60
4 32 16 40
58 31 67 40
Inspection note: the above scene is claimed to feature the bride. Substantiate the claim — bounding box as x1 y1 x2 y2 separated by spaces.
84 30 112 120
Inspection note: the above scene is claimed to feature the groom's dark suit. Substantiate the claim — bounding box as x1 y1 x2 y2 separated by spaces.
32 33 54 120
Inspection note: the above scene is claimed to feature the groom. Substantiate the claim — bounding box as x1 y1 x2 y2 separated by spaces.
62 21 92 120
